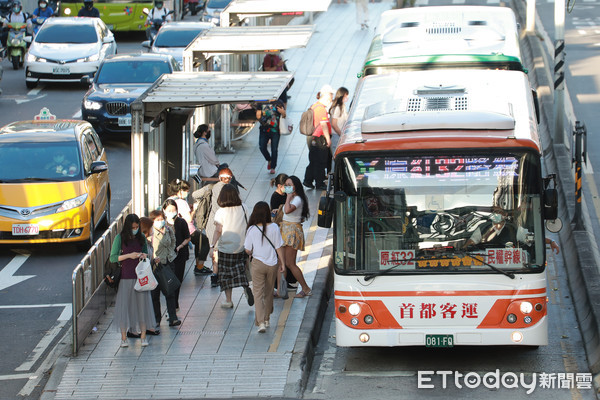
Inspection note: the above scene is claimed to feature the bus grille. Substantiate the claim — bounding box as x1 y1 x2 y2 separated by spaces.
106 102 129 116
407 96 468 111
426 25 461 35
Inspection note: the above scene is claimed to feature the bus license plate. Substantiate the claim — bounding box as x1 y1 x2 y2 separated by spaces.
425 334 454 348
118 117 132 126
12 224 39 236
52 66 70 75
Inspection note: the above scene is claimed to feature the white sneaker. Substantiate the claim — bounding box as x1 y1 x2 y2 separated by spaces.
221 301 234 308
258 323 266 333
141 338 149 347
120 339 128 348
264 321 270 328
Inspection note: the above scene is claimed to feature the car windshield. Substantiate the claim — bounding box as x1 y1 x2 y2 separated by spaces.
334 152 545 274
154 29 206 47
0 141 82 182
96 60 171 84
206 0 230 8
35 24 98 44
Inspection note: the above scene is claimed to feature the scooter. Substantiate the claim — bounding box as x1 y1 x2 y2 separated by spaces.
6 21 27 70
31 16 48 36
144 10 173 45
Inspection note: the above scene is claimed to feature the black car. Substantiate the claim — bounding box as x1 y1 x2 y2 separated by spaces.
81 53 180 136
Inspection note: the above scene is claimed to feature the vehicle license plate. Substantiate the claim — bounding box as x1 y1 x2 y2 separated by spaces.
52 66 70 75
425 334 454 348
118 117 132 126
12 224 39 236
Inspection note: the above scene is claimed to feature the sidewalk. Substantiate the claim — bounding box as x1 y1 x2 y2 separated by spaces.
44 1 394 399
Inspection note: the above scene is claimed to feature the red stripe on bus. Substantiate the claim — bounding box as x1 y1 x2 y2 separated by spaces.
334 288 546 297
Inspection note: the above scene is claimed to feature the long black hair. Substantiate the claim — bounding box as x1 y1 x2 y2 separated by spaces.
121 213 144 245
288 175 310 221
329 86 349 115
247 201 271 243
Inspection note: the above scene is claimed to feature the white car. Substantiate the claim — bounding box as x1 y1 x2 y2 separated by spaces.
142 21 211 67
25 17 117 89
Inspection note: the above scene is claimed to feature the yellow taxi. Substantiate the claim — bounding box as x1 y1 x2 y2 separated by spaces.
0 108 110 250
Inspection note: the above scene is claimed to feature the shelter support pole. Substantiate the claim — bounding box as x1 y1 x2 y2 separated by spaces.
553 0 565 145
572 121 587 230
131 103 146 216
526 0 536 32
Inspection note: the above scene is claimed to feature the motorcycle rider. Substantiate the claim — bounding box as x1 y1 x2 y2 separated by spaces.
31 0 53 34
1 1 31 46
146 0 171 25
78 0 100 17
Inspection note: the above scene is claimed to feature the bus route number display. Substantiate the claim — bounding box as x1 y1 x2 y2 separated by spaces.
379 250 415 269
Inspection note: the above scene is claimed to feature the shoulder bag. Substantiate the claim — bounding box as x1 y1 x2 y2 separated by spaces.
256 225 288 299
104 236 122 289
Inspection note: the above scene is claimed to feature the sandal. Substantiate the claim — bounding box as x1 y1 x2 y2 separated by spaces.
295 290 312 298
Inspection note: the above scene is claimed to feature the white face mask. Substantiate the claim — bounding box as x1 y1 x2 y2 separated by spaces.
284 185 294 194
165 211 177 220
490 213 504 224
154 220 165 229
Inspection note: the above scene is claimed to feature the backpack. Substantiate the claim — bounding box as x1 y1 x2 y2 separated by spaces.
299 103 326 136
192 185 213 230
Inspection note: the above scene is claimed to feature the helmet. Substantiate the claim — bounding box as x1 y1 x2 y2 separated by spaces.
12 0 21 12
38 0 47 7
154 0 163 8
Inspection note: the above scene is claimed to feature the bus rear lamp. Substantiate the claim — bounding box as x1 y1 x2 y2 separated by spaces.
348 303 361 316
524 316 532 324
338 305 347 314
350 317 359 326
535 303 543 312
359 333 370 343
520 301 533 314
507 313 517 324
364 315 374 325
511 331 524 343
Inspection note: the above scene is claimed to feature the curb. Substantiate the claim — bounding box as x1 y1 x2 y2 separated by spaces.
284 239 333 398
513 0 600 386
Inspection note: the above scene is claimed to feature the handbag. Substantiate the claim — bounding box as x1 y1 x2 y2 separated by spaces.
104 261 121 289
134 258 158 292
154 261 181 297
273 204 284 225
279 116 291 135
278 272 289 299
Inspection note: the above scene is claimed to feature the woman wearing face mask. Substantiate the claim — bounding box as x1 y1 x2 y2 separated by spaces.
303 85 334 191
280 176 312 298
163 199 191 310
329 87 349 157
149 209 180 327
110 213 155 348
193 124 220 186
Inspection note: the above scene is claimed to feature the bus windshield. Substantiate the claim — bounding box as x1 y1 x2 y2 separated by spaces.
334 151 545 274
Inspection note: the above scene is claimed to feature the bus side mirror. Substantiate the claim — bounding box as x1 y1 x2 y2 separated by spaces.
543 188 558 220
318 196 334 229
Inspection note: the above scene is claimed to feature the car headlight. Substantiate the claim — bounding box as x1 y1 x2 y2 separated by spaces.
83 99 103 110
78 54 100 63
56 194 88 213
26 53 46 63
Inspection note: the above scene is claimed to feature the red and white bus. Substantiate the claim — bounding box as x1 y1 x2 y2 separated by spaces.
318 69 559 347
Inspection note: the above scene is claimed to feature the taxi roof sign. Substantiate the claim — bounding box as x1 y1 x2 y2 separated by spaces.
34 107 56 121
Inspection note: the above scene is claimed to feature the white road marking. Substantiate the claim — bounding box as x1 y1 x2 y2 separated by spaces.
16 319 69 372
27 87 42 96
0 303 71 320
0 254 35 291
15 94 47 105
0 373 34 381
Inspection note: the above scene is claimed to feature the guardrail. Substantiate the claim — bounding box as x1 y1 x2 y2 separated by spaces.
71 202 131 355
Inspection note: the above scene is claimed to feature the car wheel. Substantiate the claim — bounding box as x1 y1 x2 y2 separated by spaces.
26 80 37 89
100 199 110 230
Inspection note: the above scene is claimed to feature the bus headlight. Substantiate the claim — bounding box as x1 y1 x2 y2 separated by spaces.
338 304 347 314
348 303 360 316
511 331 523 343
535 303 543 312
520 302 533 314
364 315 374 325
507 313 517 324
350 317 359 326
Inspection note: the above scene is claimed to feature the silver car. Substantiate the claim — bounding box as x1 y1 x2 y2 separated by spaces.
142 21 211 68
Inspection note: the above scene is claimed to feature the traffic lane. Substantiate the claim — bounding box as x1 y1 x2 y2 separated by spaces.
307 250 593 399
103 138 132 216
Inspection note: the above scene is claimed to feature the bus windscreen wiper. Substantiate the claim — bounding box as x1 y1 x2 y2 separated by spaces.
456 250 515 279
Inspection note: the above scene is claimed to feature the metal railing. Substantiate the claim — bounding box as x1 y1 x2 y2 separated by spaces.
71 202 131 355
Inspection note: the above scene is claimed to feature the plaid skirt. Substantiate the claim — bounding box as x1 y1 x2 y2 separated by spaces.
280 221 305 251
217 251 249 291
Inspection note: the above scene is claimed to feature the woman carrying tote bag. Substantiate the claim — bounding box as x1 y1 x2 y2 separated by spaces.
244 202 286 333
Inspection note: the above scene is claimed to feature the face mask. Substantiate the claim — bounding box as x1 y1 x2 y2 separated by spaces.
40 3 46 8
180 191 189 199
13 7 21 12
154 220 165 229
165 211 177 220
490 213 504 224
284 185 294 194
132 228 139 235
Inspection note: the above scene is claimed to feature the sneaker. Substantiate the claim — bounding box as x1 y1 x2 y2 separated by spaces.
194 266 212 275
258 323 266 333
120 339 128 348
221 301 234 308
244 286 254 306
270 169 276 174
303 181 315 189
264 320 270 328
169 319 181 327
126 331 141 339
210 274 219 288
141 338 149 347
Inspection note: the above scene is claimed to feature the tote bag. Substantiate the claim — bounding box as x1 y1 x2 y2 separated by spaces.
279 116 291 135
134 258 158 292
154 262 181 297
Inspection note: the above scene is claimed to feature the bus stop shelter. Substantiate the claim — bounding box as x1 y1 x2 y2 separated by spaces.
181 25 314 151
130 71 293 216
